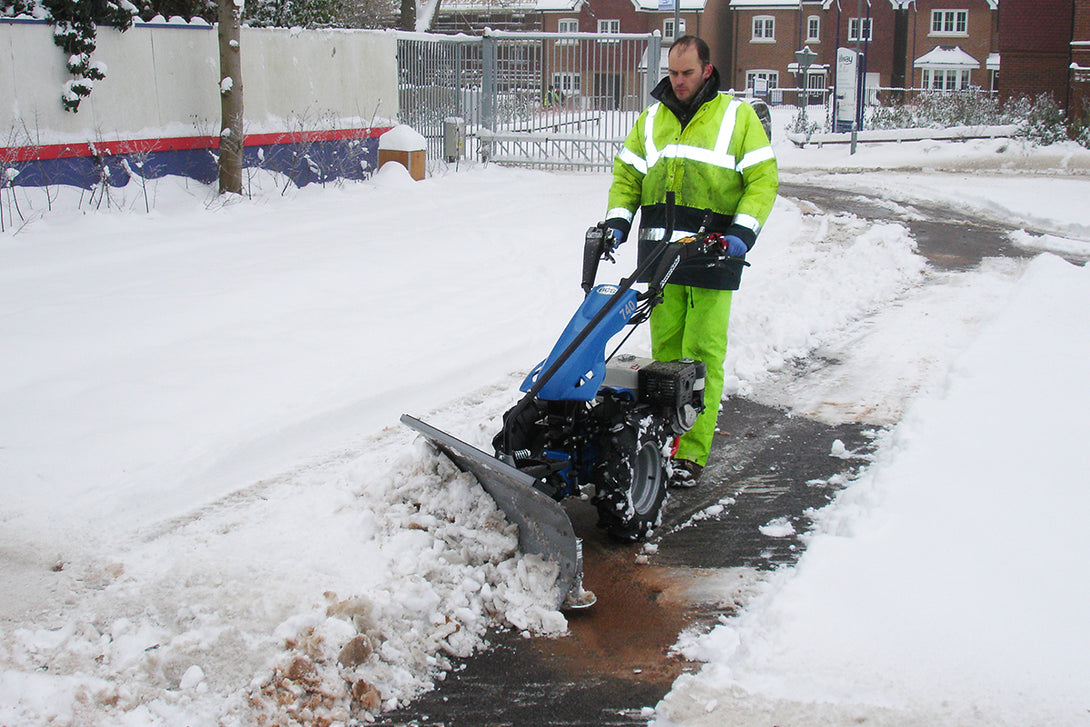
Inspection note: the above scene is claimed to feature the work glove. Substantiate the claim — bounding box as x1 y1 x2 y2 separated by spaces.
721 234 748 258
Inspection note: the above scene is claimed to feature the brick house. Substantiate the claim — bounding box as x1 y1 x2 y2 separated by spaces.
906 0 999 91
713 0 999 102
432 0 705 42
430 0 543 32
534 0 708 103
998 0 1088 122
536 0 705 41
1076 0 1090 120
428 0 706 111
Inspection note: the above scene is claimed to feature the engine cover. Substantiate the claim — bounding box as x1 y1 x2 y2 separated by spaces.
603 355 706 434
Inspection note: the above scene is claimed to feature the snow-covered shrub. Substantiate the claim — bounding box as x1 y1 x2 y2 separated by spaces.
1 0 45 16
868 101 916 130
1005 93 1069 146
921 89 1005 127
867 90 1073 146
789 108 820 140
1067 99 1090 150
868 90 1005 130
44 0 136 112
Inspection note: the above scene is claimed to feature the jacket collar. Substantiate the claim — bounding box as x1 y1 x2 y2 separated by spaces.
650 66 722 128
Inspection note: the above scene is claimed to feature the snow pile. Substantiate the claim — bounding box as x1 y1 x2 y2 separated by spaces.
725 203 927 392
378 124 427 152
0 429 566 725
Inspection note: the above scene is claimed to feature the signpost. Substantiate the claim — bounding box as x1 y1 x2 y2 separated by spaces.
834 47 859 134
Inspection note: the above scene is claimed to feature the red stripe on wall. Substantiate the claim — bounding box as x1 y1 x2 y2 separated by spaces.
1 127 393 163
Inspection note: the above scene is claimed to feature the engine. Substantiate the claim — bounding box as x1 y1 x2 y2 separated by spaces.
603 354 706 434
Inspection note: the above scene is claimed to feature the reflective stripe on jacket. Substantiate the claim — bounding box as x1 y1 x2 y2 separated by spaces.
606 92 778 290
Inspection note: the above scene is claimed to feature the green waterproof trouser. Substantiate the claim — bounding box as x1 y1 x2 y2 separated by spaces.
649 284 733 467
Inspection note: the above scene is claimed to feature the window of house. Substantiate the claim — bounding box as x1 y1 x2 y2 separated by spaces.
552 72 581 95
664 17 686 41
597 18 620 43
556 17 579 44
922 68 972 90
930 10 968 36
806 15 820 42
752 16 775 42
746 70 779 93
848 17 872 41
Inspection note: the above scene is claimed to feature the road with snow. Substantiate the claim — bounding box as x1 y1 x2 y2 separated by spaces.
368 182 1053 727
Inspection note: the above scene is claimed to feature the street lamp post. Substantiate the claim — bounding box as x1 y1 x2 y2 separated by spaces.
794 45 817 110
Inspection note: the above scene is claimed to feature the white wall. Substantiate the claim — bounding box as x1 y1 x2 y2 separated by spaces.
0 19 399 145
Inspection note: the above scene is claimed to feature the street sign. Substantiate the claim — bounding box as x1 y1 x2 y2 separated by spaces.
835 47 859 132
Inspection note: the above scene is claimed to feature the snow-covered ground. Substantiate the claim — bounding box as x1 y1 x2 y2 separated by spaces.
1 113 1089 726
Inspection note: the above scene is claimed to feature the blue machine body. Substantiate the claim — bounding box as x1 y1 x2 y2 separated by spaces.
520 283 640 401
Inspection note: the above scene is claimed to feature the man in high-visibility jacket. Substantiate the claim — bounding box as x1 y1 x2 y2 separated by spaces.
603 35 778 487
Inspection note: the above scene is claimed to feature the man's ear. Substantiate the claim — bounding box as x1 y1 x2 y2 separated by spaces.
702 64 713 81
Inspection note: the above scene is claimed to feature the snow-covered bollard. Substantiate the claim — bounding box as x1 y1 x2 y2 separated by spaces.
378 125 427 181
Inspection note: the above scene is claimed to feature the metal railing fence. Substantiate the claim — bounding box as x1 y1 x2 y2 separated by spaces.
396 30 661 171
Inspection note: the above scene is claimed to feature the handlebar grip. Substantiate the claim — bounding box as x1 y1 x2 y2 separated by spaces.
581 224 607 293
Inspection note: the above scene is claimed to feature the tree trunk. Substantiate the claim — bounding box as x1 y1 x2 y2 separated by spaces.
399 0 416 32
218 0 244 195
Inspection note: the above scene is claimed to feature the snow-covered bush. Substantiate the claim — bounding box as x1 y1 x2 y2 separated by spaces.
868 101 916 130
1072 100 1090 150
245 0 398 29
789 108 820 140
41 0 136 112
867 90 1075 146
868 89 1005 130
1 0 45 16
1005 93 1069 146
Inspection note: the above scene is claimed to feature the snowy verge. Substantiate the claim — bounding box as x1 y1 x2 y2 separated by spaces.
654 255 1090 726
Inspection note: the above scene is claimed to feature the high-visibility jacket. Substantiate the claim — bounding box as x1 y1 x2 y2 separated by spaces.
606 81 778 290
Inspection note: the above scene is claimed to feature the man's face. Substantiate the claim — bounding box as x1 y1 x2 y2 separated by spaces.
668 43 712 104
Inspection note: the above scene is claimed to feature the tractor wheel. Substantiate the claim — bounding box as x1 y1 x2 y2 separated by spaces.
592 418 670 542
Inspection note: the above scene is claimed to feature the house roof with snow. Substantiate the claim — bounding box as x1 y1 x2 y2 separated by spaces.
534 0 582 10
914 45 980 68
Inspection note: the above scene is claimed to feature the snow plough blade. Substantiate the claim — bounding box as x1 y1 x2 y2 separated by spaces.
401 415 593 610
